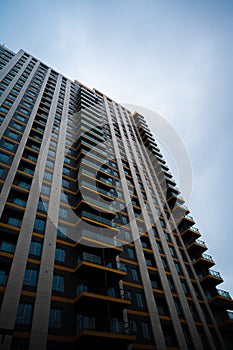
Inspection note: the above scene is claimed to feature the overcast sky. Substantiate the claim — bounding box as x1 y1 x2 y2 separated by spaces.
1 0 233 295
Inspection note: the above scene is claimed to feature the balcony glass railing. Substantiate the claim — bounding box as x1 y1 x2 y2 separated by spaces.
81 211 118 228
80 180 115 198
79 140 107 156
81 133 105 148
76 280 128 299
77 252 126 272
77 316 132 335
82 194 116 212
217 289 231 299
80 229 119 247
202 253 214 261
209 269 222 278
191 226 199 232
184 214 194 220
196 239 206 246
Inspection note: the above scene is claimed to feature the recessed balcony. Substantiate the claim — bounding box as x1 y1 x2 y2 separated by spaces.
75 316 136 346
80 210 118 231
75 252 126 281
75 280 131 311
76 229 122 254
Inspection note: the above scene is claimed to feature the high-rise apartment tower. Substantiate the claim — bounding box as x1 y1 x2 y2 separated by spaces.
0 45 232 350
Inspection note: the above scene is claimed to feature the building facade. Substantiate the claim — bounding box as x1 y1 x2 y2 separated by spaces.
0 45 232 350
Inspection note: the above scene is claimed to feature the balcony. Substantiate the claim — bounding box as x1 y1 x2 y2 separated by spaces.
80 211 118 231
79 179 116 200
76 229 122 254
199 269 223 287
75 316 136 346
186 238 207 256
218 310 233 331
181 225 201 242
75 252 126 281
180 214 195 227
192 253 215 270
208 289 233 309
75 280 131 311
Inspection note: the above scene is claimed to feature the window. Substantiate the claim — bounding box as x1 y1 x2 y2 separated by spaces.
0 106 9 114
8 217 21 227
55 248 65 262
23 269 38 286
126 290 132 300
141 322 151 340
169 246 177 258
146 258 153 267
16 304 32 325
12 198 26 207
59 208 67 218
41 184 50 195
131 268 139 281
160 218 166 228
62 179 69 188
136 293 144 307
49 308 62 328
34 218 46 232
52 275 64 292
174 262 182 275
0 241 15 253
46 160 54 169
63 167 70 175
18 181 30 190
0 153 10 163
0 270 7 285
130 320 138 334
48 150 56 157
7 130 18 140
174 298 183 317
44 171 52 181
0 167 3 177
127 247 135 259
37 200 48 212
12 122 23 131
181 281 190 296
57 226 67 238
167 276 176 293
29 241 42 256
18 107 30 115
3 140 15 151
